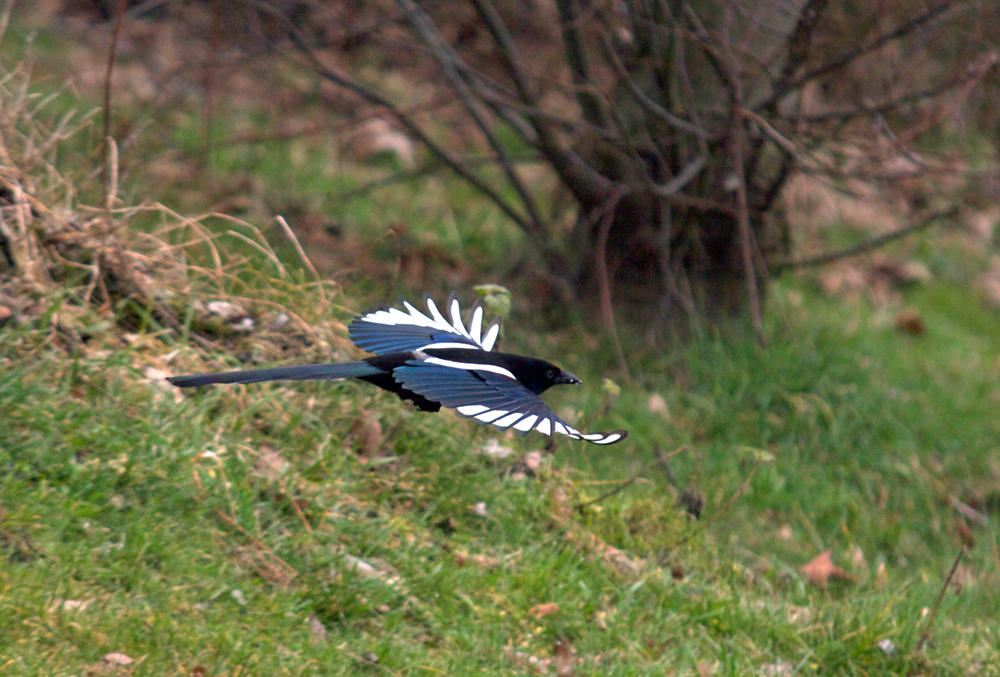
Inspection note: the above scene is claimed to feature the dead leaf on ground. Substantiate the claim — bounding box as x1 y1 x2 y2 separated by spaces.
647 393 669 417
253 449 290 481
87 651 144 677
800 549 849 588
875 561 888 587
849 546 867 571
548 486 573 524
528 602 559 619
504 647 551 674
894 308 925 335
47 598 92 613
307 614 328 641
504 642 594 676
786 605 813 624
349 408 384 459
478 438 514 459
511 450 545 480
454 549 521 570
228 541 297 587
977 256 1000 309
697 660 718 676
553 640 577 676
566 528 644 575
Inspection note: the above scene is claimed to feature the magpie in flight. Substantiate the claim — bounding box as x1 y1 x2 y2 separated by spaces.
168 294 627 445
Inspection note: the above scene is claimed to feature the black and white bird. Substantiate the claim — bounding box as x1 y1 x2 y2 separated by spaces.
168 293 627 445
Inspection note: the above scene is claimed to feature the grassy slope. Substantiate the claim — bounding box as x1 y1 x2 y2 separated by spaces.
2 22 999 676
2 274 998 675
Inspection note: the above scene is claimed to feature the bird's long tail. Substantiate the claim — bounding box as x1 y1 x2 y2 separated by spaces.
168 361 384 388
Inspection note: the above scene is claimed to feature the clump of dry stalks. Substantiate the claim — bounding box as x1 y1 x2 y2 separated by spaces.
0 47 348 363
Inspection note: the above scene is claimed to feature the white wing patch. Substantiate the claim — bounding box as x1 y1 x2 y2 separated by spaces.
351 293 500 354
451 401 626 444
476 409 509 423
481 322 500 351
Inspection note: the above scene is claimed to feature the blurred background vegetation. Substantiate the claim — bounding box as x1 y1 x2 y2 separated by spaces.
9 0 1000 339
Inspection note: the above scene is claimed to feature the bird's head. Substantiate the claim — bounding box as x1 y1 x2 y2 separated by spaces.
506 356 581 394
543 364 581 388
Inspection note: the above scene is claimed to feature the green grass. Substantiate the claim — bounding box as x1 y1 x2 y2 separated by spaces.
2 272 998 675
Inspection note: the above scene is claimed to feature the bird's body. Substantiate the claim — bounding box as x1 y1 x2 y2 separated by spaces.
169 294 626 445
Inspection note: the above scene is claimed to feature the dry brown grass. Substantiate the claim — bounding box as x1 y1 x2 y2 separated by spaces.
0 36 355 372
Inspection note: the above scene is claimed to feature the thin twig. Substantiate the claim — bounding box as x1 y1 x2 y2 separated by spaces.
0 0 13 44
575 463 650 510
104 136 118 211
769 0 829 108
740 108 797 155
276 215 327 305
554 0 605 128
466 0 612 204
254 1 540 238
594 191 631 382
666 464 760 551
772 207 958 271
101 0 128 216
718 9 764 343
395 0 546 240
336 153 540 203
765 0 964 107
916 547 965 652
201 0 222 175
214 509 299 578
577 445 689 510
599 33 704 137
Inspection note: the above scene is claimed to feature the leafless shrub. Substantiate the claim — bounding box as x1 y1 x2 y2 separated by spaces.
258 0 998 340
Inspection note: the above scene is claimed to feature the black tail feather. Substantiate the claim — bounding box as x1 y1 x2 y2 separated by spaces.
168 361 384 388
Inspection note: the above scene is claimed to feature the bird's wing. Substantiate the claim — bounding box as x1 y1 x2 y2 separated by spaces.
349 293 501 355
393 361 626 445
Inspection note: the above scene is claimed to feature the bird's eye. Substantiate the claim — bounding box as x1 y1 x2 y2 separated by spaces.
547 369 556 379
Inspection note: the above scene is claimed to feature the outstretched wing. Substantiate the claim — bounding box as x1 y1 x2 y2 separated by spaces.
393 362 626 445
349 293 501 356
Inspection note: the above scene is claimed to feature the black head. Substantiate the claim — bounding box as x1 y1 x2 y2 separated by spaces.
478 353 582 395
536 362 581 393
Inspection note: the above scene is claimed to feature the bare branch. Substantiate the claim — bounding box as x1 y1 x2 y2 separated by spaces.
656 155 707 196
593 191 631 381
336 153 541 204
769 0 829 109
772 207 958 271
719 11 764 343
259 2 536 237
599 34 705 138
468 0 613 205
764 0 967 107
395 0 546 239
793 51 999 124
555 0 606 128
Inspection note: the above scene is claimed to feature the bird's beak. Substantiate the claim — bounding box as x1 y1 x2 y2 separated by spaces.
555 372 581 385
